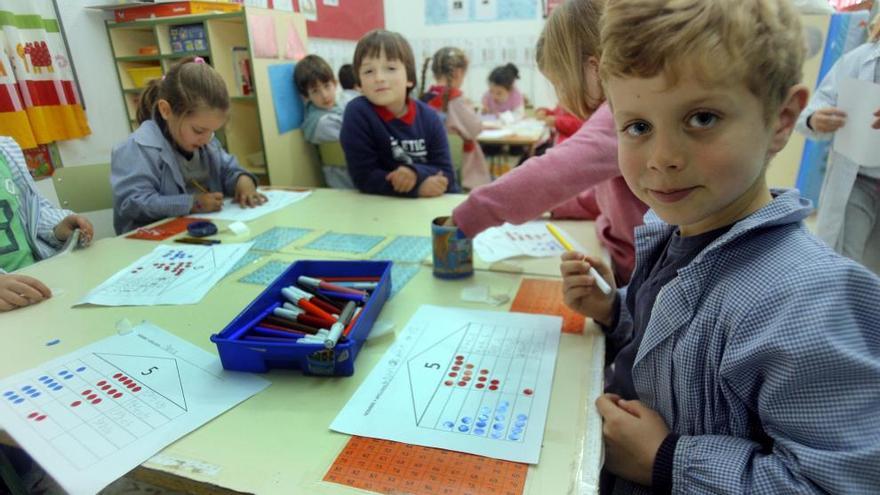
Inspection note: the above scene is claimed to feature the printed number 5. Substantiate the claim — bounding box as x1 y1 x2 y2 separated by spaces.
424 363 440 370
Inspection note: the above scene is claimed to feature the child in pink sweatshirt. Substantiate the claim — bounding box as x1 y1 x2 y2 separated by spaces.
450 0 646 283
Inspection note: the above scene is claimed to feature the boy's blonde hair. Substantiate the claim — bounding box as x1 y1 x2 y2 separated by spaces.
538 0 604 119
599 0 804 120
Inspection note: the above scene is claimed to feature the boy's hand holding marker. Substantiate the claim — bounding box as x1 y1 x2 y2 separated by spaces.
546 223 614 320
560 251 616 326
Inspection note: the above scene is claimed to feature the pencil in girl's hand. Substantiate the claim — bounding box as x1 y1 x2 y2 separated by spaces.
546 223 613 295
191 179 209 193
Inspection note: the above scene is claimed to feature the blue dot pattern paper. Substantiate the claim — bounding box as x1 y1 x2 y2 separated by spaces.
251 227 312 252
389 263 421 299
304 232 385 254
371 236 431 263
239 260 292 286
223 250 265 279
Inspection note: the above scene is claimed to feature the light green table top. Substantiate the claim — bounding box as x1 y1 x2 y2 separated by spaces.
0 188 605 494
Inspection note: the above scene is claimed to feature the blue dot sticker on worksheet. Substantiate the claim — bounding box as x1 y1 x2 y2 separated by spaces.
371 236 432 263
303 232 385 254
251 227 312 252
239 260 292 286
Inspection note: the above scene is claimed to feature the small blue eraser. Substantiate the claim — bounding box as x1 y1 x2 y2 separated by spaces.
187 221 218 238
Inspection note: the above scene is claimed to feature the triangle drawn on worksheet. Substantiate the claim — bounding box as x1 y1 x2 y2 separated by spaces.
94 353 187 411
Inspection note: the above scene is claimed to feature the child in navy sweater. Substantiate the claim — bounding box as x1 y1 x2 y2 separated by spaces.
341 30 458 197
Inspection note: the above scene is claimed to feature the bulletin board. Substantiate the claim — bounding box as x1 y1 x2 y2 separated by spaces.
299 0 385 41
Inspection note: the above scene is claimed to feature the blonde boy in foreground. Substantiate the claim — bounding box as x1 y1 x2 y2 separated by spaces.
561 1 880 493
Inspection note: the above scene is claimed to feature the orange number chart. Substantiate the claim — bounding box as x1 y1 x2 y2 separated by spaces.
324 436 528 495
330 305 562 464
510 278 586 334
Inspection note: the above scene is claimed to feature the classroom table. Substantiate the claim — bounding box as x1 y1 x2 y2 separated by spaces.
0 189 605 494
477 120 549 179
477 119 548 147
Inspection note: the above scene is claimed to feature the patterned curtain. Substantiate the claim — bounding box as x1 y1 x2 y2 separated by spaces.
0 0 90 150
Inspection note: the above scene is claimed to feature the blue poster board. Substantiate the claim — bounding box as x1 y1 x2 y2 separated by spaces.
267 63 303 134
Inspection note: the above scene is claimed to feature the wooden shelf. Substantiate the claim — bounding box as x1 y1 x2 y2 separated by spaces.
115 50 210 63
106 12 243 29
106 7 321 187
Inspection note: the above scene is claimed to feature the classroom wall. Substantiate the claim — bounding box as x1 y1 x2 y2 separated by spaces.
54 2 129 167
34 1 127 240
385 0 556 108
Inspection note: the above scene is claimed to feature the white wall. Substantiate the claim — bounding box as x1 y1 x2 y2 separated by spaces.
54 1 128 166
311 0 555 109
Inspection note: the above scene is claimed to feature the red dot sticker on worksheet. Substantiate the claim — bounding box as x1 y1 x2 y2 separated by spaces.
510 278 586 333
324 436 528 495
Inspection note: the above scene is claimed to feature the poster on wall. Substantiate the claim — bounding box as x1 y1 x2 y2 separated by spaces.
248 15 279 58
298 0 319 21
448 0 469 22
426 0 538 24
275 0 295 11
304 0 384 40
474 0 497 20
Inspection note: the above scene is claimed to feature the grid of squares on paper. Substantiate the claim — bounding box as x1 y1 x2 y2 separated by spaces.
303 232 386 254
223 250 265 279
388 263 420 298
238 260 291 286
250 227 313 252
371 236 432 263
324 436 527 495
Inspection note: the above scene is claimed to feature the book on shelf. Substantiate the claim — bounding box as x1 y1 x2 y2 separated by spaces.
232 46 252 96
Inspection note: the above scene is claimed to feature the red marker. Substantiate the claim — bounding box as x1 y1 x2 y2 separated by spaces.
280 287 337 322
341 307 363 338
273 307 334 329
282 286 340 315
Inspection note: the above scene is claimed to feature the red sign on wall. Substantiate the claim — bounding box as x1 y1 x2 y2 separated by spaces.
297 0 385 41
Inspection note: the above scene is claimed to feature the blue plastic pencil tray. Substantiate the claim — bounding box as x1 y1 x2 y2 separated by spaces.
210 260 392 376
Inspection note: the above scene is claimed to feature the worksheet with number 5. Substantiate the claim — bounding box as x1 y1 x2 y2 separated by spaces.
331 305 562 464
0 323 269 494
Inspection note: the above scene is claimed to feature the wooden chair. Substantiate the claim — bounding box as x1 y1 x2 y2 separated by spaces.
317 141 346 168
316 141 355 189
51 163 113 212
446 133 464 189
